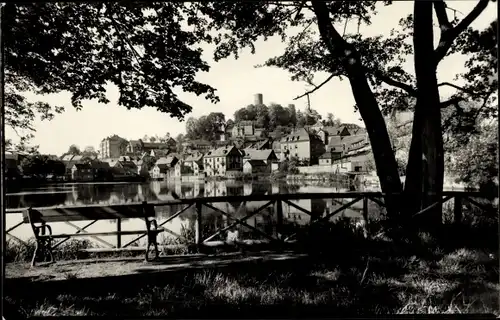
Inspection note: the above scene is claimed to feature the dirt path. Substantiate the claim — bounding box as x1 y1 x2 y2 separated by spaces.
6 251 308 282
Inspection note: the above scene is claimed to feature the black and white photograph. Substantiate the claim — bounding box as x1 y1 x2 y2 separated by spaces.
2 1 499 317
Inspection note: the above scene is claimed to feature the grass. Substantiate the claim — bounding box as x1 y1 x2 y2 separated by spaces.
4 210 499 317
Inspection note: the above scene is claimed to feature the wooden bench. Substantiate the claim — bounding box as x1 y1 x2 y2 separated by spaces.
23 202 164 266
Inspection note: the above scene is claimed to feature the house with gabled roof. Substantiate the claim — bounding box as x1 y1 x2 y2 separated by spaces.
71 163 93 181
318 126 351 145
279 128 325 165
184 152 204 174
203 145 243 177
241 148 278 164
243 159 270 175
183 139 212 153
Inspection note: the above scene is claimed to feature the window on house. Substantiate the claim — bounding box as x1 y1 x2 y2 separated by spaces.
295 145 298 149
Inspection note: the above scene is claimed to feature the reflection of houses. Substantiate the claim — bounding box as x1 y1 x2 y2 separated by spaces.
280 128 325 164
282 199 326 225
203 146 243 177
204 181 228 197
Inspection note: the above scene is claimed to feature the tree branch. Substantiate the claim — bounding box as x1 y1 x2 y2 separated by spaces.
373 71 417 96
434 0 490 63
438 82 482 97
440 96 462 109
472 88 495 122
294 0 307 21
293 74 335 100
434 1 452 31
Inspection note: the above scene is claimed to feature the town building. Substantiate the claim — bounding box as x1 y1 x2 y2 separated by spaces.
203 145 243 177
241 148 278 166
182 139 212 153
126 138 176 157
99 135 128 158
183 153 204 176
318 126 352 145
318 151 342 166
243 160 270 175
150 163 170 180
231 120 256 137
71 163 94 181
280 128 325 165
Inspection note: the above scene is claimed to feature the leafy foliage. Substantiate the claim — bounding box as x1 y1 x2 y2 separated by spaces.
20 155 66 178
4 2 220 149
185 112 226 141
447 120 498 191
323 113 342 127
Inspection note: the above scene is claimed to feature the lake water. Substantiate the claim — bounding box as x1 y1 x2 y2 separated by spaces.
5 180 379 247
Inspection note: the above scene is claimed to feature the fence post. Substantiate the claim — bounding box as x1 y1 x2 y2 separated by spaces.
276 200 283 240
453 196 462 225
195 201 202 247
116 218 122 248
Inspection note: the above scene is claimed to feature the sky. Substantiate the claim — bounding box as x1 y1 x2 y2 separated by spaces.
5 1 497 156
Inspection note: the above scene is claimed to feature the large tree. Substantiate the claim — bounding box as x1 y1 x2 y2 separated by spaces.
268 103 291 130
4 2 219 149
185 112 226 141
195 1 496 224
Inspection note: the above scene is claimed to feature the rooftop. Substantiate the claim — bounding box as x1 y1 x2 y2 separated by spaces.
242 149 276 161
245 159 267 167
204 146 239 158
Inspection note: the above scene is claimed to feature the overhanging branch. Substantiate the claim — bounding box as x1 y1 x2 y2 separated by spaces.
373 71 417 96
293 74 334 100
434 0 490 63
438 82 483 97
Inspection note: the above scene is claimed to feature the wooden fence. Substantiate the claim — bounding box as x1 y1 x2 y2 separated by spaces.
5 191 496 250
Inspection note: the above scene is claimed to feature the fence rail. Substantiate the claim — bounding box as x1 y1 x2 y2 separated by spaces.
5 191 496 251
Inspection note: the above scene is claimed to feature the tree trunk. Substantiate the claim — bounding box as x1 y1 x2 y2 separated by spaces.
404 1 445 231
311 1 403 218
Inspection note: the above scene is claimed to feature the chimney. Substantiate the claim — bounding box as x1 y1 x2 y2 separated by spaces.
254 93 263 105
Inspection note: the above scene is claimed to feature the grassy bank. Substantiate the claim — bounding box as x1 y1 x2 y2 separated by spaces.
5 216 498 317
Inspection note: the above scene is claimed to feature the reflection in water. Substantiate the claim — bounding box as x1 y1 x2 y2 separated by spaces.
6 180 370 246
